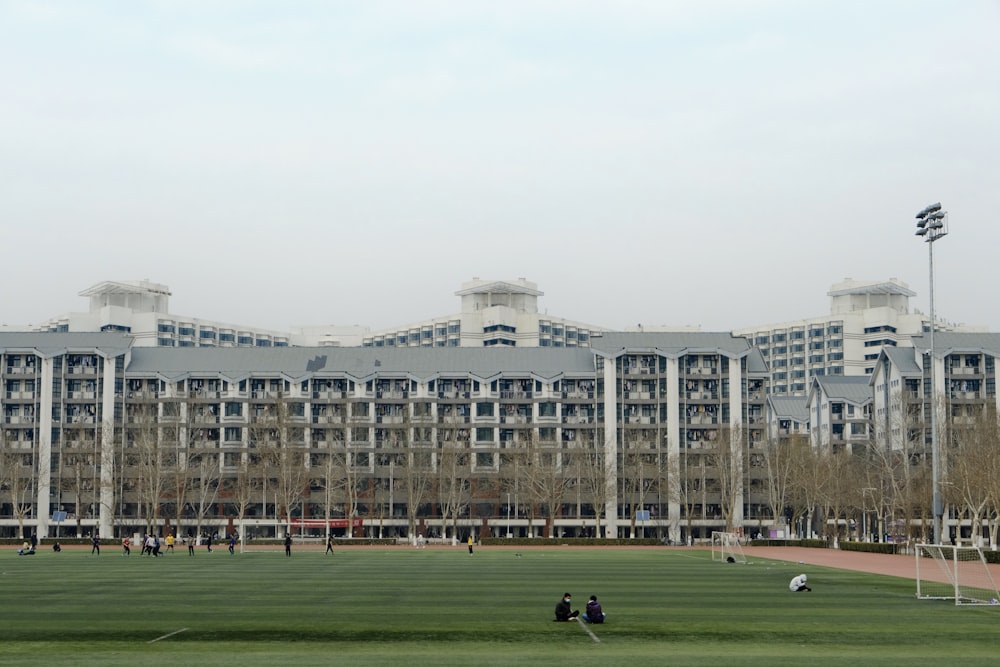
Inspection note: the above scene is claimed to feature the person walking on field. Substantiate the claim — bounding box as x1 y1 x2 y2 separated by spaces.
91 533 100 555
228 533 236 556
467 535 474 555
326 535 334 555
188 537 195 556
166 533 175 554
285 534 292 557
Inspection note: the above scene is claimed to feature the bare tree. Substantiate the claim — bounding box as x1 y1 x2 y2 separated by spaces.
704 426 743 534
252 396 309 534
762 433 803 537
59 429 98 538
574 429 609 538
946 404 999 547
0 431 34 539
436 439 471 541
521 430 571 538
129 405 166 534
189 450 221 539
226 450 262 539
620 428 665 538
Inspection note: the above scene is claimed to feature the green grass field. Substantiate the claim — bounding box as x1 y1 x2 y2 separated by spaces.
1 545 997 666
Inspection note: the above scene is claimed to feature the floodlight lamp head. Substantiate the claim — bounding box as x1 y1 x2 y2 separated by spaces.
916 227 930 236
925 202 942 215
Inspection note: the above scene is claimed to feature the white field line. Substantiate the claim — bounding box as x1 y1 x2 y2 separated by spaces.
148 628 189 644
575 616 602 643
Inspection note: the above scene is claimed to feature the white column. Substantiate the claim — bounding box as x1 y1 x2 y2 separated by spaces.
602 357 618 538
99 355 117 538
665 357 681 543
728 357 744 533
36 356 54 538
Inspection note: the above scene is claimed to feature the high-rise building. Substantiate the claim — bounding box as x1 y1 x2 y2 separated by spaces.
733 277 982 395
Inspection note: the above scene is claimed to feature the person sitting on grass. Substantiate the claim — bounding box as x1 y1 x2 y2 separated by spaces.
583 595 605 623
18 541 35 556
789 573 812 592
554 593 579 621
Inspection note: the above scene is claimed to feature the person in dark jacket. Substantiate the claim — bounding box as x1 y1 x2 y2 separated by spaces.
554 593 579 621
583 595 605 623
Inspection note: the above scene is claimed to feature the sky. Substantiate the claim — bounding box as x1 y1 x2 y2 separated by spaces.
2 0 999 334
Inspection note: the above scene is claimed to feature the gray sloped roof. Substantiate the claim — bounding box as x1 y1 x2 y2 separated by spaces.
0 331 133 358
767 395 809 422
911 332 1000 358
590 331 753 357
126 346 598 382
814 376 872 405
883 346 922 375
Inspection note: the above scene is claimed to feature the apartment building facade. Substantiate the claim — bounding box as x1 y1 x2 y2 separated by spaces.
1 331 768 543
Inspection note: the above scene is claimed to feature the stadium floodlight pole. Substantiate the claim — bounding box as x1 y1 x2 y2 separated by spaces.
915 202 948 544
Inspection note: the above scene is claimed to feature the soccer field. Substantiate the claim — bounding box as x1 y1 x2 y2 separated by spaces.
2 546 997 666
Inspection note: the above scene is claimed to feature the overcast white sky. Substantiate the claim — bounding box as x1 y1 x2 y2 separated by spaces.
2 1 998 334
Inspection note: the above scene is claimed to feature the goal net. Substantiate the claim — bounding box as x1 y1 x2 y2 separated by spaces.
711 531 747 564
915 544 1000 606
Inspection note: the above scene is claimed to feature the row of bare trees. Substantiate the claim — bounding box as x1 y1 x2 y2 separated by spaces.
5 399 1000 543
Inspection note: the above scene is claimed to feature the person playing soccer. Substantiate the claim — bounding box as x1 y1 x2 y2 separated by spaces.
789 573 811 592
121 536 131 557
554 593 579 621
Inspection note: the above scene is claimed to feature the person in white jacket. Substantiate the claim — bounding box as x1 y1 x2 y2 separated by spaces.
789 574 811 592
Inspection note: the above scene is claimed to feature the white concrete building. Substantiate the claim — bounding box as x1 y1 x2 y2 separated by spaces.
734 278 981 396
361 278 606 348
30 280 293 348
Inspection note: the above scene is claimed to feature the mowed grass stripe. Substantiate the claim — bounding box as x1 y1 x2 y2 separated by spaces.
1 547 998 665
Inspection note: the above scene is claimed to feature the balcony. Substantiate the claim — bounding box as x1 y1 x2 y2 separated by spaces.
376 415 405 424
312 414 345 424
375 390 408 399
500 414 529 424
313 391 346 400
5 391 35 400
499 390 533 400
563 414 595 424
438 415 470 425
66 391 97 400
65 415 96 424
562 390 594 400
5 415 35 424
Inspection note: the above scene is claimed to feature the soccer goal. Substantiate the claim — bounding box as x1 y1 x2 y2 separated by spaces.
915 544 1000 606
711 531 747 564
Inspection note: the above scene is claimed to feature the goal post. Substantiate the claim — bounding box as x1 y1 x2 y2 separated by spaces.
915 544 1000 606
711 531 747 564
